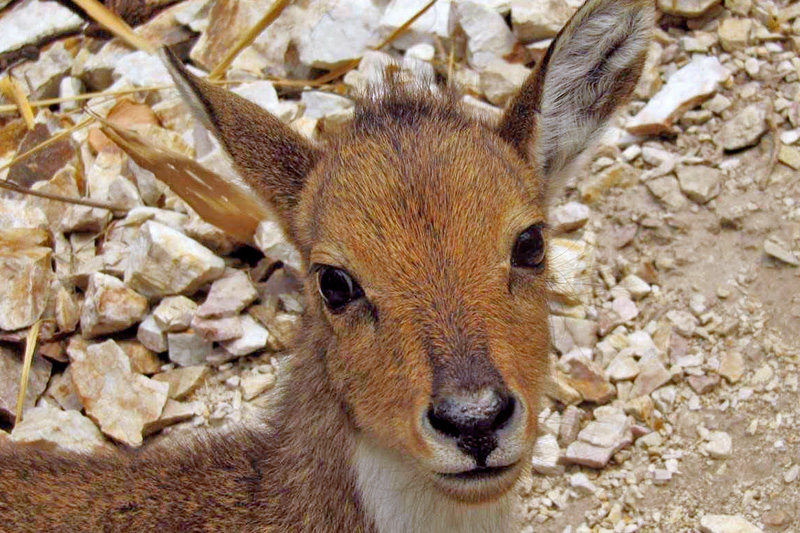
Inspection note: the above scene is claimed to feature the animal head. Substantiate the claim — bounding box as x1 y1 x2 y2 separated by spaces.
163 0 653 505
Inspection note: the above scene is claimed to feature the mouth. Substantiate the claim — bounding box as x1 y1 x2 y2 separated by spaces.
437 463 517 481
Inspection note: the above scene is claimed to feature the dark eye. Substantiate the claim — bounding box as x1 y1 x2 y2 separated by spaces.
317 266 364 312
511 224 546 269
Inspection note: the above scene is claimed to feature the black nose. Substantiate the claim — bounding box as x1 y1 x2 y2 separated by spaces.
427 389 516 467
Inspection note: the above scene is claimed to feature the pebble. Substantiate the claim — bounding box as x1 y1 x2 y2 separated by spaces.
511 0 578 42
657 0 721 17
627 56 730 135
168 329 214 367
667 309 698 337
630 359 671 398
0 345 52 424
11 406 109 453
0 0 84 55
137 314 168 353
719 352 745 383
778 144 800 170
70 340 168 447
784 464 800 483
676 165 722 204
455 1 515 69
704 431 733 459
717 103 768 151
562 352 616 404
80 273 148 339
530 434 564 476
191 315 244 342
153 366 210 400
196 269 258 318
569 472 597 495
550 202 591 234
153 295 197 333
718 18 752 52
620 275 651 300
221 315 271 357
378 0 450 50
0 242 53 331
479 60 531 107
125 221 225 299
763 238 800 266
699 514 763 533
240 371 276 401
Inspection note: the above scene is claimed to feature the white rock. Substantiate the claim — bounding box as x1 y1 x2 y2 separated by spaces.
114 50 174 88
717 103 768 151
569 472 597 495
137 314 168 353
168 329 214 367
59 76 84 114
0 244 52 331
232 81 281 115
152 365 210 400
705 431 733 459
620 274 651 300
379 0 451 50
196 269 258 318
607 355 640 382
254 219 303 271
191 315 244 342
86 151 142 210
296 0 383 69
12 406 109 453
511 0 579 42
676 165 722 204
564 440 615 468
221 315 271 357
764 238 799 266
667 309 698 337
785 464 800 483
301 91 354 119
530 434 564 475
0 345 52 424
0 0 84 55
153 295 197 332
699 514 762 533
80 273 148 339
70 340 168 447
125 221 225 298
240 371 276 401
479 60 531 107
144 399 204 435
630 359 671 397
22 41 73 100
627 56 730 135
454 1 515 69
658 0 721 17
612 295 639 323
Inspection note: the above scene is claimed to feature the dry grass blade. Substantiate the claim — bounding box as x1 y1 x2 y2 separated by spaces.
70 0 155 53
0 76 35 129
14 319 49 427
0 178 126 212
99 117 272 243
311 0 439 86
209 0 293 80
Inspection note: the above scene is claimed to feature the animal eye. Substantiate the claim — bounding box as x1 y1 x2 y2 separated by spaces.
317 266 364 312
511 224 546 269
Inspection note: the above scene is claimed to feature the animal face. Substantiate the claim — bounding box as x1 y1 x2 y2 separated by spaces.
163 0 653 505
297 105 550 501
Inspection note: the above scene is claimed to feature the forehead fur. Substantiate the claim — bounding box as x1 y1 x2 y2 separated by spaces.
297 84 544 266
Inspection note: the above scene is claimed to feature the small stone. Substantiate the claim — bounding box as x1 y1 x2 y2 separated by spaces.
676 165 722 204
630 359 671 397
699 514 762 533
240 371 276 401
761 509 789 528
479 60 531 107
751 364 774 387
717 104 768 151
627 56 730 135
21 41 72 100
577 409 631 449
0 0 84 55
232 81 281 115
569 472 597 495
562 352 616 404
0 244 53 331
530 434 564 476
137 314 168 353
550 202 591 234
80 273 148 339
254 220 302 271
667 309 698 337
118 340 162 375
764 238 799 266
564 440 615 468
144 399 204 436
153 295 197 332
152 366 210 400
724 0 751 16
646 175 688 210
778 144 800 170
718 352 745 383
620 275 651 300
548 239 593 305
612 296 639 323
0 346 52 425
378 0 450 50
45 371 83 411
125 221 225 298
705 94 732 115
607 355 641 382
70 340 168 447
658 0 721 17
511 0 578 42
688 374 720 394
168 330 214 367
11 406 109 453
559 405 583 446
579 162 638 204
196 270 258 318
785 464 800 483
301 91 354 120
221 315 271 357
191 315 244 342
455 1 515 69
705 431 733 459
86 150 142 209
718 18 752 52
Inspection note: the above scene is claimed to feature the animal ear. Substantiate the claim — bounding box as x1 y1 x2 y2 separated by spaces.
497 0 654 191
159 47 320 243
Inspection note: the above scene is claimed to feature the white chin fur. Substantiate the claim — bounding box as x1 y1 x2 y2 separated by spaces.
354 439 520 533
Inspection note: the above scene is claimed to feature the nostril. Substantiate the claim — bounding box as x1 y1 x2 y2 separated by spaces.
428 405 461 438
492 394 515 431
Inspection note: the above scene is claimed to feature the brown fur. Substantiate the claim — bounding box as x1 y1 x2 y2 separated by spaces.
0 0 653 530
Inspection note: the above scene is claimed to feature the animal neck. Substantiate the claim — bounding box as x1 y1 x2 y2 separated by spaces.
353 439 520 533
